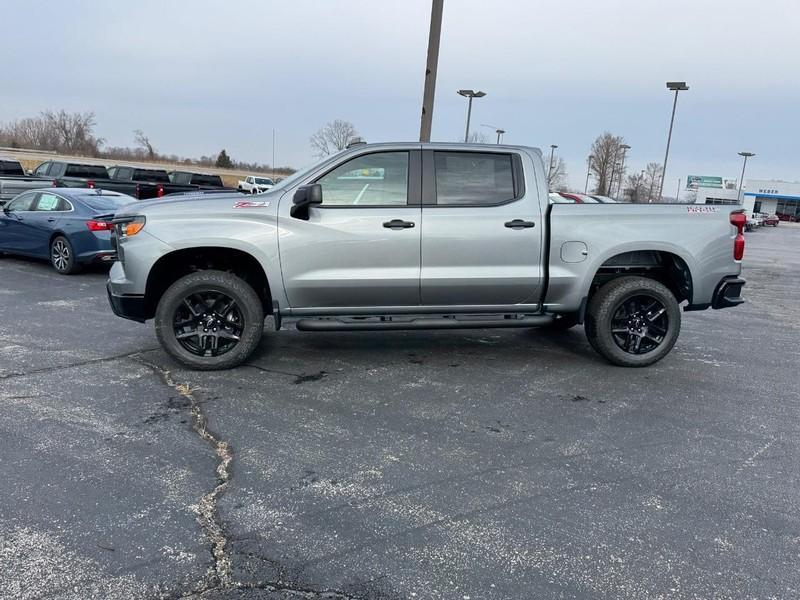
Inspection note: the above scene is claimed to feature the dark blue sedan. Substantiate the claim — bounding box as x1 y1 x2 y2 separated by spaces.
0 188 134 274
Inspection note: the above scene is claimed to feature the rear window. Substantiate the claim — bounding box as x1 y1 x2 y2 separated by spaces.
79 194 133 211
0 160 25 176
191 174 224 187
134 169 170 183
433 152 516 206
65 164 109 179
255 177 274 185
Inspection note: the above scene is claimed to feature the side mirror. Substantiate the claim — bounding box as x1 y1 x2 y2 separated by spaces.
26 169 33 176
290 184 322 220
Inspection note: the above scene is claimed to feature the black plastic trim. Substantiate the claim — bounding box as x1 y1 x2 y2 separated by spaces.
107 284 147 322
296 315 554 331
711 276 746 309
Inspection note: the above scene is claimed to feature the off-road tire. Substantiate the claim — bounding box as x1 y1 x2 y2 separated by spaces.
155 270 264 370
585 276 681 367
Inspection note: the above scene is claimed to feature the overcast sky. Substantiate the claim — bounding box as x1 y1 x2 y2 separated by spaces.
4 0 799 192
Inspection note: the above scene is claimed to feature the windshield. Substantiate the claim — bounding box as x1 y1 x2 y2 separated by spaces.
254 177 274 185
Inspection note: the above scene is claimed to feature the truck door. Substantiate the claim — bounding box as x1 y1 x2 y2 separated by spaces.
420 150 543 306
279 150 422 309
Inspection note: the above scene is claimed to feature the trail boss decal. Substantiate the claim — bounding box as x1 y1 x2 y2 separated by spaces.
686 206 718 213
234 200 270 208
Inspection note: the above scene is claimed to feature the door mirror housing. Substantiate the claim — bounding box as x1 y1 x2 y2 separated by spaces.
290 184 322 220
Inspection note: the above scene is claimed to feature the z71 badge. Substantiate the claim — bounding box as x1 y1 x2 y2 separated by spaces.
233 200 270 209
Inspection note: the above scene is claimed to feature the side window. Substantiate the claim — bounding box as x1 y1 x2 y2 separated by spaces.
34 162 51 176
433 151 516 206
316 152 408 206
118 167 133 180
49 163 66 177
35 193 67 211
247 177 253 184
7 193 38 212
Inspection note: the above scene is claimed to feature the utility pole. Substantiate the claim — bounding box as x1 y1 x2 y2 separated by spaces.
607 145 621 196
495 129 505 144
658 81 689 201
272 129 275 181
419 0 444 142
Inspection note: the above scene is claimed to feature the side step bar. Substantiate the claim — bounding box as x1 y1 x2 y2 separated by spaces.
295 315 554 332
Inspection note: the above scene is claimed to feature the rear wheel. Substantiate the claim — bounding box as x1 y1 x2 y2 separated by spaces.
585 276 680 367
50 236 80 274
155 270 265 370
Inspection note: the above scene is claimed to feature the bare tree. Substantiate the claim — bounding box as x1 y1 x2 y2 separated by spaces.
134 129 155 160
588 132 625 195
465 131 490 144
41 110 103 155
310 119 358 157
624 171 647 203
642 162 663 203
547 156 567 191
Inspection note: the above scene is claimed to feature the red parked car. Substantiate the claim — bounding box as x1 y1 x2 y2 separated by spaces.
763 214 779 226
556 192 600 203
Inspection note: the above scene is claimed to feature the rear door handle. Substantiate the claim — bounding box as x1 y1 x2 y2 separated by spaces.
383 219 415 229
505 219 535 229
47 217 56 223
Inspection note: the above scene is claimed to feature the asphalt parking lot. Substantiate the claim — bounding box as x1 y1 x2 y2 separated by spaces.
1 226 799 600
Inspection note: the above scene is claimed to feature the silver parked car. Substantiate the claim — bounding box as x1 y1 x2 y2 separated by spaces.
107 143 745 370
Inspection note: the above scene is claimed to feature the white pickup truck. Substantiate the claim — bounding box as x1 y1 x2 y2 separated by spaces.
108 142 746 370
237 175 274 194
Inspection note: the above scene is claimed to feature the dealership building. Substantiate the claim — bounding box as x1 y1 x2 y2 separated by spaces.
695 178 800 220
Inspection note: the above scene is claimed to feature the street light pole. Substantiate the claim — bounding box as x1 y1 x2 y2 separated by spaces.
495 129 505 144
607 145 621 196
584 155 593 193
458 89 486 143
737 151 755 204
615 144 630 199
419 0 444 142
548 144 558 188
657 81 689 201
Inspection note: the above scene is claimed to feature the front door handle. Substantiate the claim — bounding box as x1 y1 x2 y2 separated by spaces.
47 217 56 223
505 219 535 229
383 219 415 229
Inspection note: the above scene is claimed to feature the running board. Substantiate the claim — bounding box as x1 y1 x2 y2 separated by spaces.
295 315 554 332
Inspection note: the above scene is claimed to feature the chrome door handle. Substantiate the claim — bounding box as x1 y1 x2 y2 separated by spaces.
383 219 415 229
504 219 535 229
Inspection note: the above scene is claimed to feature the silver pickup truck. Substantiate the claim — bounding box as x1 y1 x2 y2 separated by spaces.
107 142 746 370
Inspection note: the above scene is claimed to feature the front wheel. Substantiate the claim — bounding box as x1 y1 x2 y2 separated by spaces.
155 270 265 370
585 276 680 367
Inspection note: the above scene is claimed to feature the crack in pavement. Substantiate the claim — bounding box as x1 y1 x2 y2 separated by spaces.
135 356 363 600
0 347 161 380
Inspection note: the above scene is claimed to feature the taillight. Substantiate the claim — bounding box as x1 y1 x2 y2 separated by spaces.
86 220 114 232
730 211 746 261
52 179 59 187
157 184 164 198
87 180 95 189
135 183 141 199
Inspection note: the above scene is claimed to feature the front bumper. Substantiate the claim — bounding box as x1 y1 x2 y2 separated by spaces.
107 283 147 322
712 276 745 309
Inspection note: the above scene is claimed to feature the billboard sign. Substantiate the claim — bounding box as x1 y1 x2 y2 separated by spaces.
687 175 723 190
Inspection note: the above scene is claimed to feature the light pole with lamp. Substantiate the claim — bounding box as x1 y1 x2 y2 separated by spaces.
480 124 506 144
615 144 631 199
584 155 593 193
548 144 558 186
737 152 755 204
657 81 689 201
458 89 486 143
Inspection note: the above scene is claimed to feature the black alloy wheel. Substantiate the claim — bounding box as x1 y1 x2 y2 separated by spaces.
173 291 245 357
610 295 669 355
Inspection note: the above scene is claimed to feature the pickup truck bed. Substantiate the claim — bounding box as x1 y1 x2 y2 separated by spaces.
107 142 745 370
